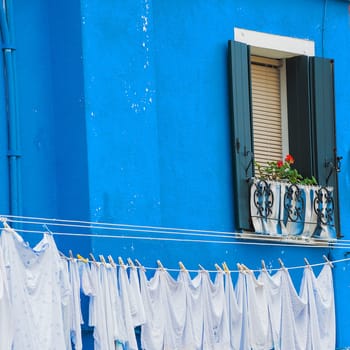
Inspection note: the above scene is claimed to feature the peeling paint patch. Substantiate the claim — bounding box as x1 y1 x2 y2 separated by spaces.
124 82 155 114
123 0 155 114
141 15 148 32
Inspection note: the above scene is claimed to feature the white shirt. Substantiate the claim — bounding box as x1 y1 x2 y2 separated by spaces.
119 265 139 350
281 268 308 350
201 271 229 350
235 271 250 350
141 268 186 350
179 270 204 350
161 269 186 349
61 258 73 350
245 270 272 349
224 272 242 350
100 263 120 350
82 262 112 350
69 259 84 350
140 269 164 350
0 247 14 350
0 228 70 350
300 264 335 350
258 269 282 350
129 266 146 327
106 264 127 344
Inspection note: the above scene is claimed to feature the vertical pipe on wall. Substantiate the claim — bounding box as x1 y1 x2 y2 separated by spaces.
321 0 328 57
0 1 21 216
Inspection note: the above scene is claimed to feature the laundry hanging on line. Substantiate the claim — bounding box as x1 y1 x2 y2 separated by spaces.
0 222 336 350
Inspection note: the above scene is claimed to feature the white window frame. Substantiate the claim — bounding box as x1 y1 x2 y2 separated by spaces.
234 28 315 58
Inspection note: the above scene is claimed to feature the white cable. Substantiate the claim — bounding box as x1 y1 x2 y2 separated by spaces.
4 218 242 239
1 215 341 248
8 227 339 250
1 216 348 273
1 214 238 236
63 254 350 274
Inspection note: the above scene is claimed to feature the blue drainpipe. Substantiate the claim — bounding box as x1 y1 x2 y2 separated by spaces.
0 2 22 216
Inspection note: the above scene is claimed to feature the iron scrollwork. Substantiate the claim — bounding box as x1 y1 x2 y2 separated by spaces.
253 180 274 219
314 186 334 225
284 184 304 222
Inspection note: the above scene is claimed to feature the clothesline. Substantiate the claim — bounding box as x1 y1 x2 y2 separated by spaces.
3 213 346 241
62 253 349 274
2 214 240 236
2 214 350 273
4 217 247 239
1 214 346 249
4 226 341 251
1 216 349 274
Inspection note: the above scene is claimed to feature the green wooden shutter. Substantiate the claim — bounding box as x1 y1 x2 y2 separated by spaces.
310 57 340 234
310 57 336 185
288 56 340 235
228 40 253 231
286 56 314 178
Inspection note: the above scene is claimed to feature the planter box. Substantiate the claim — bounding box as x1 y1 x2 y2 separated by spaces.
250 178 336 239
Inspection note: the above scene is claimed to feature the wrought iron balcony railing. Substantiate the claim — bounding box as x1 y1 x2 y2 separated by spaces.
250 178 336 240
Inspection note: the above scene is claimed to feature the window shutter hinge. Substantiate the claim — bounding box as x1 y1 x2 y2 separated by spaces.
325 155 342 185
336 156 343 172
235 138 240 153
245 153 254 179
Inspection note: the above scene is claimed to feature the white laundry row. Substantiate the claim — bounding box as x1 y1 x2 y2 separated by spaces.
139 262 335 350
0 226 335 350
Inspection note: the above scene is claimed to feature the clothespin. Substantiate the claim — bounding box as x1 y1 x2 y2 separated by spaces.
157 260 165 271
127 257 136 269
89 253 98 267
135 259 145 271
278 258 285 269
69 250 74 261
178 261 187 272
99 255 107 267
323 254 334 268
241 263 251 273
261 260 267 271
0 217 10 228
77 254 89 263
108 255 117 268
237 263 243 272
222 262 230 274
118 256 127 269
215 263 223 272
198 264 206 272
304 257 311 268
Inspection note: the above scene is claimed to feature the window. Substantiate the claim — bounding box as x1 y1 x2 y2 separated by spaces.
228 30 340 235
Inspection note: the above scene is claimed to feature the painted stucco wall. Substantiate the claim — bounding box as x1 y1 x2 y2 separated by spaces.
1 0 350 348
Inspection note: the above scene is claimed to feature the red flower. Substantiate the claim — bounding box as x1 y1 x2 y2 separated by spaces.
277 160 283 168
285 154 295 164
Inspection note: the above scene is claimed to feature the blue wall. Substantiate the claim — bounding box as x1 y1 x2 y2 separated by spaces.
2 0 350 348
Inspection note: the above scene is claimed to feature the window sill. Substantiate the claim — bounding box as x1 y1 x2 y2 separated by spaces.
237 231 336 247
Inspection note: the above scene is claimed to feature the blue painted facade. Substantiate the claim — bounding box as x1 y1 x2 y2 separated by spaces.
1 0 350 348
